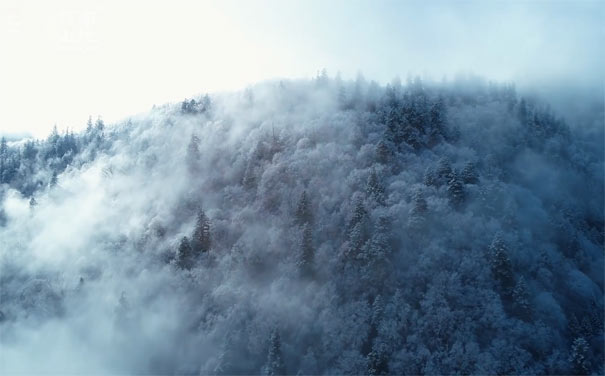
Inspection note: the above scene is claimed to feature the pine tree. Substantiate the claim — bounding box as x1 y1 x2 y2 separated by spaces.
86 116 93 133
569 314 583 338
0 137 7 158
411 190 428 215
200 94 211 113
192 209 211 253
348 197 367 230
366 169 385 205
0 137 6 185
297 223 314 277
589 301 603 335
186 134 201 174
409 189 428 228
263 329 286 376
177 236 194 269
338 85 349 110
50 171 58 188
375 139 391 165
423 166 437 187
371 294 384 327
95 117 105 133
348 221 366 260
447 173 465 208
367 349 389 375
402 125 422 149
517 98 528 126
580 316 594 338
512 276 531 319
461 162 479 184
365 215 391 265
569 337 591 375
427 96 446 145
489 234 514 295
181 98 199 114
294 190 312 226
436 157 452 184
242 160 257 189
384 108 403 145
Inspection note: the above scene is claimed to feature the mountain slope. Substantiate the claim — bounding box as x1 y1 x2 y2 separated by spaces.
0 76 603 375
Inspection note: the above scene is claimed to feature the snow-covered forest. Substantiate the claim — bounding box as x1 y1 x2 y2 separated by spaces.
0 75 603 374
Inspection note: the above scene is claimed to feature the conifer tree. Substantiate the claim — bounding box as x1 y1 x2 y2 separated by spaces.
423 166 437 187
489 234 514 295
29 197 37 210
409 189 428 228
367 348 389 375
447 173 465 207
86 116 93 133
186 134 201 174
569 337 591 375
461 162 479 184
436 157 453 184
192 209 211 253
295 190 312 226
366 169 386 205
375 139 391 165
177 236 194 269
263 329 286 376
348 197 367 231
297 223 314 277
512 276 531 319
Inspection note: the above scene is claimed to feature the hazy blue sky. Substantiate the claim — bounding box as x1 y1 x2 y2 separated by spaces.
1 0 603 137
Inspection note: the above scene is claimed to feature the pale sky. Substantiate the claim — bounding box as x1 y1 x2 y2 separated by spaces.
0 0 603 138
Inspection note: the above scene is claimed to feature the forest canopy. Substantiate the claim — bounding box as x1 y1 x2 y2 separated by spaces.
0 75 603 375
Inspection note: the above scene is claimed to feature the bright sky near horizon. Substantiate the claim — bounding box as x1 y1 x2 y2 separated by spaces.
0 0 603 138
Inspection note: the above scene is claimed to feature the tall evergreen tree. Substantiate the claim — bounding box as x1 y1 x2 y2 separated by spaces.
427 96 446 144
0 137 7 184
366 169 386 205
375 139 391 165
446 173 465 208
367 349 389 376
402 124 422 149
186 134 201 174
436 157 453 184
297 223 314 277
489 234 514 295
200 94 211 113
86 116 93 133
461 162 479 184
409 189 428 228
348 197 367 231
95 117 105 133
512 276 531 319
569 337 591 375
50 171 58 188
294 190 312 226
423 166 437 187
192 209 211 253
263 329 286 376
177 236 194 269
517 98 528 125
0 137 7 158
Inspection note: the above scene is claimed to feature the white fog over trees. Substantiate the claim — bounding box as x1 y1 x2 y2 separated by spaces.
0 75 603 374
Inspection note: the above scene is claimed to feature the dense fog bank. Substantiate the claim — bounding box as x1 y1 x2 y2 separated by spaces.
0 75 603 375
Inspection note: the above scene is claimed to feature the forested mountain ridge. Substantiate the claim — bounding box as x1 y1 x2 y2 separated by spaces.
0 76 603 375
